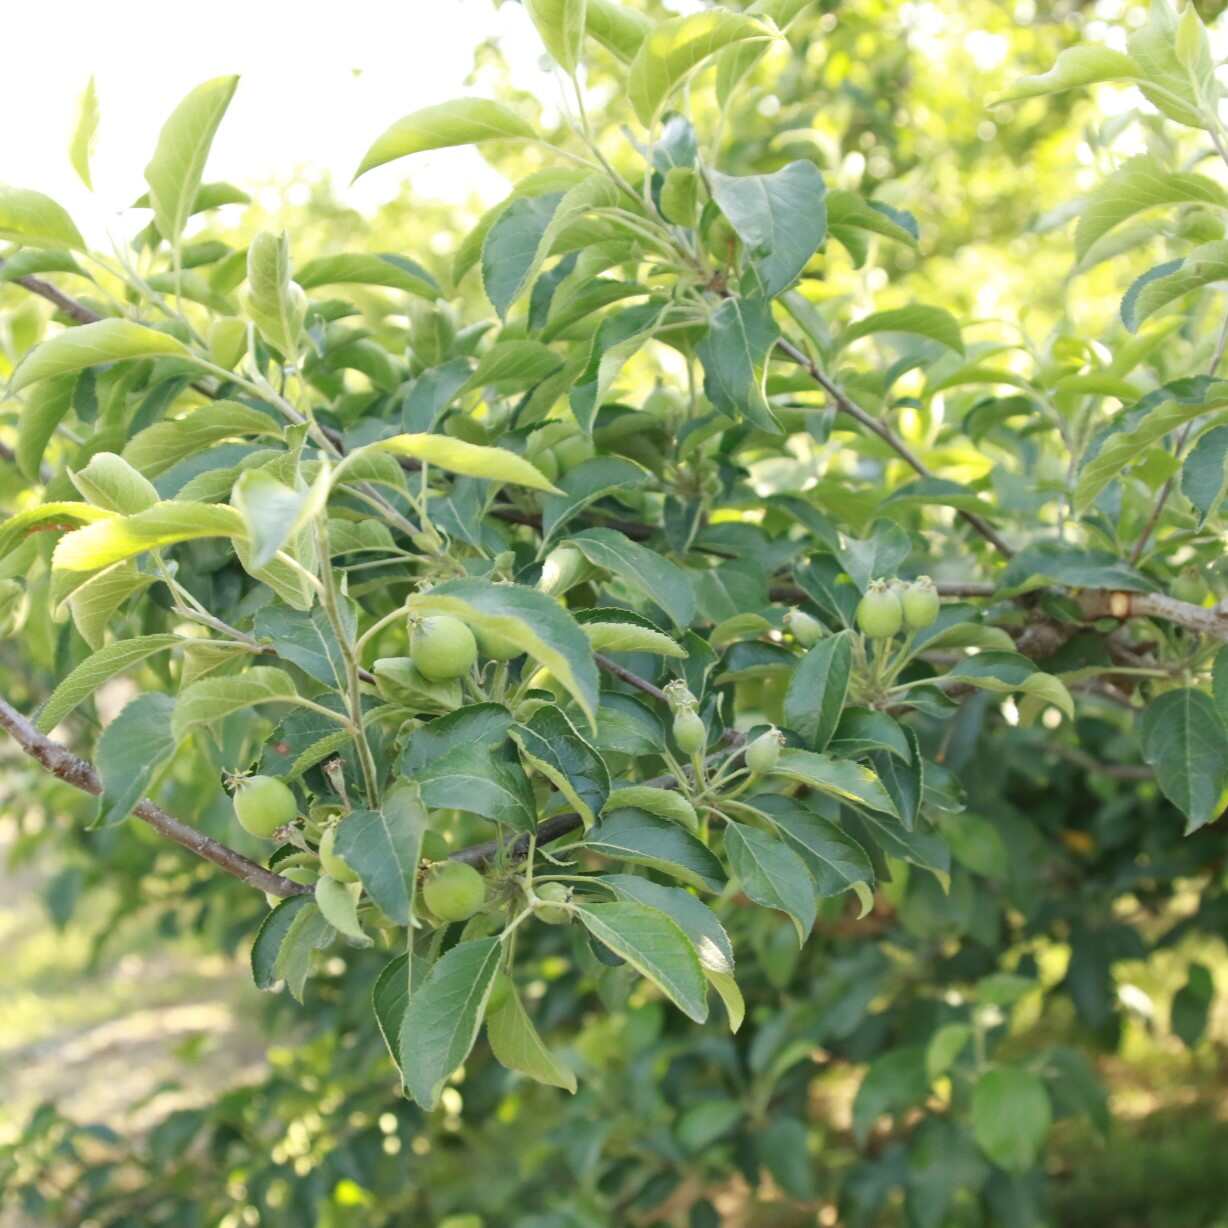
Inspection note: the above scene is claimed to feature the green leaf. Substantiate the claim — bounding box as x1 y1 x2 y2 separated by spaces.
335 787 427 926
828 708 912 761
1171 963 1214 1048
927 1023 973 1080
573 900 708 1022
69 77 100 190
0 184 85 250
774 747 898 816
66 564 157 650
70 453 159 514
512 703 609 825
414 744 537 832
696 295 781 434
409 579 599 729
487 985 577 1092
172 666 316 743
352 433 559 493
400 703 513 776
996 541 1155 596
243 231 305 358
355 100 535 180
626 11 772 127
723 820 815 944
603 786 698 833
232 463 330 569
464 339 563 395
295 252 438 298
1127 0 1208 128
865 724 921 830
580 615 687 658
783 629 853 750
251 895 313 990
676 1100 744 1153
1075 157 1228 263
751 793 873 898
826 189 919 256
1139 687 1228 833
10 320 191 393
36 634 180 733
402 360 473 433
52 501 245 571
566 527 695 628
995 44 1141 104
709 161 826 298
143 75 239 247
1214 646 1228 726
598 873 733 973
852 1046 929 1144
16 374 76 481
399 936 502 1108
482 192 563 319
586 807 725 892
585 0 650 62
971 1068 1052 1173
273 901 334 1002
123 402 283 478
705 967 744 1032
1074 376 1228 513
1122 243 1228 332
569 301 667 432
0 502 112 560
1180 424 1228 526
837 305 964 355
93 693 177 828
540 456 651 544
525 0 588 74
253 604 345 687
314 877 371 946
372 953 410 1073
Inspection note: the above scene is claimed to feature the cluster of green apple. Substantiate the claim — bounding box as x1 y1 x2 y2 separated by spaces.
855 576 941 638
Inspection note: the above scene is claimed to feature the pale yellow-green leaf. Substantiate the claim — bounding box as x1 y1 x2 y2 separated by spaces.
704 968 744 1033
580 619 687 657
243 231 306 358
69 77 100 190
604 786 698 833
9 320 191 393
143 75 239 247
346 434 560 493
0 184 85 250
487 987 577 1092
52 501 245 572
70 453 159 514
627 11 773 127
526 0 588 74
354 99 536 181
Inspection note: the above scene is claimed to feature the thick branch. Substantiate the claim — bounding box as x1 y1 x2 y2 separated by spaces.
0 696 310 898
1081 589 1228 640
774 336 1014 558
5 269 101 325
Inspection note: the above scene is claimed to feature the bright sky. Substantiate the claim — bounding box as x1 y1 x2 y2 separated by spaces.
1 0 546 244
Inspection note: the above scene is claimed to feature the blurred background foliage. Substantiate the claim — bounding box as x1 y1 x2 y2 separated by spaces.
2 1 1227 1226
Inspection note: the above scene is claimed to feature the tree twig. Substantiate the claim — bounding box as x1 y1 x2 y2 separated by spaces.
773 336 1015 558
595 652 670 702
1128 309 1228 565
452 730 747 867
0 696 310 898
